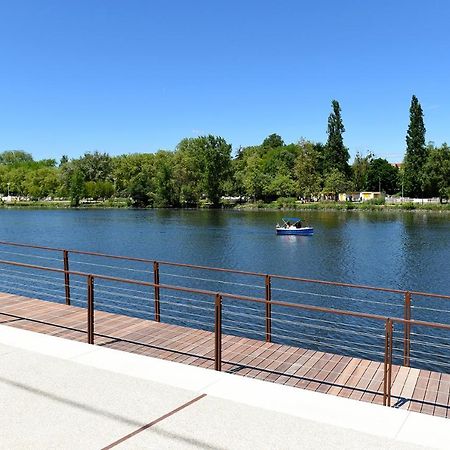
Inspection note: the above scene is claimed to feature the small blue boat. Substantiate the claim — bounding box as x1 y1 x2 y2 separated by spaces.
276 217 314 236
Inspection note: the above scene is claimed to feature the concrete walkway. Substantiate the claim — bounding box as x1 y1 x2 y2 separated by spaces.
0 325 448 449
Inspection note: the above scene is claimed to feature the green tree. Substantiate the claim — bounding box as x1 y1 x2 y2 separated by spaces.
323 168 351 199
174 140 203 205
0 150 33 166
176 136 232 207
403 95 427 197
265 174 296 198
24 167 59 199
84 181 114 200
294 141 323 199
153 151 177 207
200 135 232 206
263 144 300 177
77 151 113 182
352 152 373 191
324 100 350 176
59 155 69 166
421 144 450 201
242 154 269 201
366 158 399 194
112 153 155 204
262 133 285 149
70 169 85 206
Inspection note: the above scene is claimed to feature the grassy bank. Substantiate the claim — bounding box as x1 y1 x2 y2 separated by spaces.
1 198 449 212
0 198 130 209
235 199 450 212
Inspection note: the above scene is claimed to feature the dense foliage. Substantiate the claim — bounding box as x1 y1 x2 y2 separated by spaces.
0 99 448 207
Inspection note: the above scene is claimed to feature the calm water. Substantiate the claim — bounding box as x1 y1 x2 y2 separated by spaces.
0 208 448 291
0 208 449 370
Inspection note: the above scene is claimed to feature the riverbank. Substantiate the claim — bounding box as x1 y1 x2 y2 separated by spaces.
1 199 449 212
235 200 450 212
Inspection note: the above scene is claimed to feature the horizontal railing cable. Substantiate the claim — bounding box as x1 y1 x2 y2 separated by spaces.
221 322 384 356
69 259 152 275
88 294 151 311
0 271 85 293
94 301 152 317
406 354 450 371
0 278 85 297
0 249 62 263
158 300 214 314
151 312 214 329
93 287 150 305
401 346 450 361
94 281 151 296
271 286 401 308
159 271 265 291
410 331 450 344
269 316 385 339
0 266 64 283
411 305 450 314
0 284 69 304
409 338 450 350
271 309 385 334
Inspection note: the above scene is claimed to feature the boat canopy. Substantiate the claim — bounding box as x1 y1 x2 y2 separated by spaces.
282 217 302 223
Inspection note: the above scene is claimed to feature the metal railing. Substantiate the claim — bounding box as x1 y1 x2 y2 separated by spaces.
0 247 449 408
0 240 449 368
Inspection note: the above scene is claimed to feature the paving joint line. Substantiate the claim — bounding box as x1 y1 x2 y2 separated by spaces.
101 393 207 449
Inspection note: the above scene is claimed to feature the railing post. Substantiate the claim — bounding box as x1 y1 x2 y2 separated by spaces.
404 291 411 367
153 261 161 322
63 250 71 305
215 293 222 371
383 318 393 406
87 275 95 344
265 275 272 343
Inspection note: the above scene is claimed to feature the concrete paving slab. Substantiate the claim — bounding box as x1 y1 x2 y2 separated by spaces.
72 344 225 392
396 411 450 449
0 324 96 360
0 346 199 450
115 396 428 450
202 365 411 439
0 325 448 449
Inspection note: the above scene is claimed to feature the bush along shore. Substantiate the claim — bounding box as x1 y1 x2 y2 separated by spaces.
1 198 449 212
235 200 450 212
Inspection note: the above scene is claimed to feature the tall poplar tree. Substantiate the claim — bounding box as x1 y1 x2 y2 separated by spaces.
324 100 350 176
403 95 427 197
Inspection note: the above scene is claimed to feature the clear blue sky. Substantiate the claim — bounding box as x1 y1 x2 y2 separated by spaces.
1 0 449 162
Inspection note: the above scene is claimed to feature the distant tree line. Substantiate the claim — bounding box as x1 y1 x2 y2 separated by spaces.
0 97 448 206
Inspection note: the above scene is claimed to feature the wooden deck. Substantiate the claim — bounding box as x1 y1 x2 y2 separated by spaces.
0 292 449 419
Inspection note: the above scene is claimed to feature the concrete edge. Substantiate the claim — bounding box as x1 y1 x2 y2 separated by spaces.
0 324 448 448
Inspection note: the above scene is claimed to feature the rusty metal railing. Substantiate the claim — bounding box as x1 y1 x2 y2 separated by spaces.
0 255 449 408
0 240 449 369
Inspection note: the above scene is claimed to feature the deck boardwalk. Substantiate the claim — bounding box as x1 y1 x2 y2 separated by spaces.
0 292 449 419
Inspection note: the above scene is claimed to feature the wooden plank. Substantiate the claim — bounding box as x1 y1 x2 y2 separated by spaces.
0 292 448 418
410 370 431 413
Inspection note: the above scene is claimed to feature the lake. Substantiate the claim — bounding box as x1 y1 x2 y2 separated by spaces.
0 208 449 370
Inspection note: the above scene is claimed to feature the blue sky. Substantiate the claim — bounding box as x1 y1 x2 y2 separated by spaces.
0 0 449 162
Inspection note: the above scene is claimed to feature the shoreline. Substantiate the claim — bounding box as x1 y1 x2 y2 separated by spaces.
0 201 449 213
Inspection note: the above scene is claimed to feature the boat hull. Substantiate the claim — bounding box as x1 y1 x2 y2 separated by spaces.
276 227 314 236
